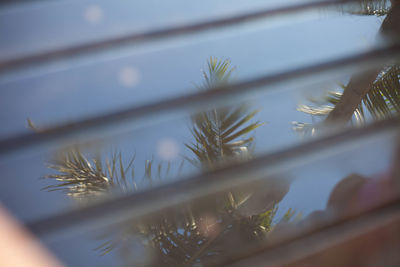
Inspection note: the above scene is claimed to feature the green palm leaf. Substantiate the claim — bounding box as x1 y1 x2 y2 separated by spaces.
30 58 294 266
186 57 263 169
43 148 136 198
296 64 400 129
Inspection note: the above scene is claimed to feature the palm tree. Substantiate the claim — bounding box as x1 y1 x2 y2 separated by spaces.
296 64 400 126
33 58 294 266
295 0 400 131
185 57 262 170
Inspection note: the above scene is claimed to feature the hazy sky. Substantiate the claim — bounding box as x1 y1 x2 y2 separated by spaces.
0 1 391 265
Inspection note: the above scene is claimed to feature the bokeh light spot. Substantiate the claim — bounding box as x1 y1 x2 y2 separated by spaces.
84 5 104 25
157 138 179 161
118 66 140 88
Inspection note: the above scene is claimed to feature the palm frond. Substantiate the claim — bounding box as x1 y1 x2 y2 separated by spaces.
201 56 236 89
93 159 184 256
292 121 317 137
296 64 400 132
362 65 400 118
187 57 263 169
104 200 297 266
43 148 136 199
339 0 391 16
31 58 293 266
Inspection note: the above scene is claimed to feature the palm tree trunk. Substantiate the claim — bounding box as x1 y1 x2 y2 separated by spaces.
325 0 400 123
325 68 382 123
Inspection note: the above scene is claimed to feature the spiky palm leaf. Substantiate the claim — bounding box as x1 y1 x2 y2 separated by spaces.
200 57 236 89
27 120 135 198
92 58 287 265
43 148 136 199
32 58 296 266
101 200 294 267
186 57 262 170
296 64 400 131
355 65 400 119
341 0 391 16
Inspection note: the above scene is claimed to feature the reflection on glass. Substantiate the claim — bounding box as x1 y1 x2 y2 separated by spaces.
31 58 295 266
295 0 400 135
185 58 262 171
296 63 400 132
341 0 392 16
23 1 400 266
